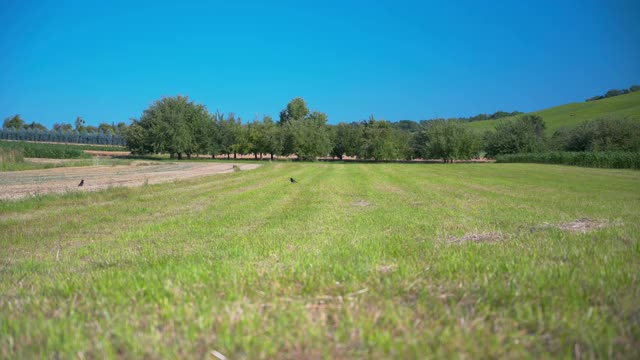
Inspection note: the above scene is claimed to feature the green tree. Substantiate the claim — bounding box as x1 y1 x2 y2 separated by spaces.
261 115 282 160
331 122 363 160
123 96 211 159
75 116 86 132
53 123 73 132
85 125 99 133
25 122 47 131
414 120 481 162
231 121 252 159
279 97 309 125
359 117 404 161
553 118 640 152
279 98 310 156
484 115 547 158
99 123 115 135
3 115 25 129
279 99 331 160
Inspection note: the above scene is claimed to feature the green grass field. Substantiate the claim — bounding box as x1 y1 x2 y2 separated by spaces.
468 91 640 134
1 163 639 358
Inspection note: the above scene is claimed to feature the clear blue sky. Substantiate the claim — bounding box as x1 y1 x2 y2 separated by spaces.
1 0 639 128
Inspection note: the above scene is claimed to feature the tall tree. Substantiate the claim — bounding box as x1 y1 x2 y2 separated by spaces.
358 116 409 161
75 116 86 132
122 95 211 159
53 123 74 132
415 120 482 162
261 115 282 160
3 115 25 129
285 110 332 160
279 97 309 124
99 123 115 135
484 115 547 157
25 121 47 131
331 122 363 160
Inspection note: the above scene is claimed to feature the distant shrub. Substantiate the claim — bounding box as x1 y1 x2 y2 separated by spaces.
0 141 92 159
496 151 640 169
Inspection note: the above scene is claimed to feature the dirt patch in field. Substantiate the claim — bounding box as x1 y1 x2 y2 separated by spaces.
533 218 610 233
449 232 503 244
0 161 260 200
351 200 371 207
377 264 398 274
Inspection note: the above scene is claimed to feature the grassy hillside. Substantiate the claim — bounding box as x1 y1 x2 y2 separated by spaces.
468 91 640 134
1 162 639 358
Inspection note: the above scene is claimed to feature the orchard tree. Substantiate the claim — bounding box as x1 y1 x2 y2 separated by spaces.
99 123 115 135
279 98 331 160
331 122 363 159
3 115 25 129
123 95 211 159
415 120 482 162
53 123 73 132
25 121 47 131
261 115 282 160
289 110 332 160
279 97 309 124
75 116 86 132
484 115 547 157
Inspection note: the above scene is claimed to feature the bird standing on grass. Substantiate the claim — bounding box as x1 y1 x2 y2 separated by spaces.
78 179 84 187
290 178 297 183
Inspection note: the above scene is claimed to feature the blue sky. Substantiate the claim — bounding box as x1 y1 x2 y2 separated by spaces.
1 0 639 128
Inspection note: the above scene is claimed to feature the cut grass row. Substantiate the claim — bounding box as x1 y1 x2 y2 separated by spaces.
1 163 639 358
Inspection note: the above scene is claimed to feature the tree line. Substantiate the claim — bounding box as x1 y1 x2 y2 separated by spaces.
1 115 126 146
586 85 640 102
5 96 638 161
121 95 640 162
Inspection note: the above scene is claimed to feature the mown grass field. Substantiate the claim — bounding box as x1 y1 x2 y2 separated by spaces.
468 91 640 134
1 162 639 358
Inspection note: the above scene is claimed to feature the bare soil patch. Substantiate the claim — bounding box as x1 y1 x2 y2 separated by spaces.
0 161 260 200
449 232 504 244
351 200 371 207
529 218 612 234
552 218 609 233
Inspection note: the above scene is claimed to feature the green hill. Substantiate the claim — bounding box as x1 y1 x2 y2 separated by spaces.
467 91 640 134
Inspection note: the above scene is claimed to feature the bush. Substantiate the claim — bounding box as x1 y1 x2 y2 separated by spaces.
495 151 640 169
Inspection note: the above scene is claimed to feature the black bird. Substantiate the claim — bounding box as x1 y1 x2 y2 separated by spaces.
78 179 84 187
290 178 297 183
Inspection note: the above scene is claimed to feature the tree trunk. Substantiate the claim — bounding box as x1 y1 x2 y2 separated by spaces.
178 153 183 160
254 153 258 160
234 152 237 159
270 153 274 160
227 154 230 159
